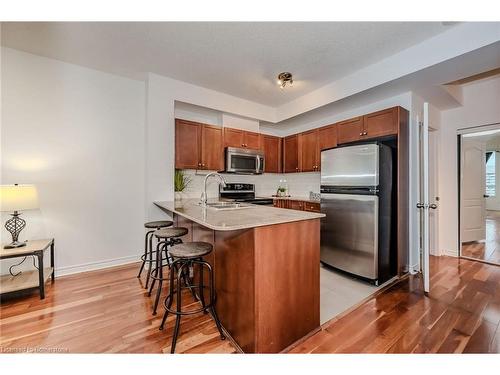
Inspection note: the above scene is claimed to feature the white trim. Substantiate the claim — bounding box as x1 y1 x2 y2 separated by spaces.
55 255 139 277
443 249 459 257
457 122 500 135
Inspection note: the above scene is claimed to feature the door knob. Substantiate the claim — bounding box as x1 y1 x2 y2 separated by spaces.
416 203 425 209
429 203 438 209
484 194 490 198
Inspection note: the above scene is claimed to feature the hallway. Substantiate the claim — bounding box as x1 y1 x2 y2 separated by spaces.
462 210 500 264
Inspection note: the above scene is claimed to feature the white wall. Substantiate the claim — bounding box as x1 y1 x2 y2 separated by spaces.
1 48 146 276
439 76 500 256
221 113 259 132
174 101 222 126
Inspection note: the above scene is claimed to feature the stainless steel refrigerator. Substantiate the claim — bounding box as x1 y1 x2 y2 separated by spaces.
320 143 394 285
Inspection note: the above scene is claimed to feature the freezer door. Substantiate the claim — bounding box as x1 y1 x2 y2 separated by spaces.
320 193 379 280
321 144 379 187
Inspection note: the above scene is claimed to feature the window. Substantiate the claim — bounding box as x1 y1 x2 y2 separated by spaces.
486 151 496 197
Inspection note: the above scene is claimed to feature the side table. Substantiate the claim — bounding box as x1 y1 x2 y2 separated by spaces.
0 239 55 299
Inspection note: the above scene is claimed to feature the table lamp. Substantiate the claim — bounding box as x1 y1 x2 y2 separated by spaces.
0 184 39 249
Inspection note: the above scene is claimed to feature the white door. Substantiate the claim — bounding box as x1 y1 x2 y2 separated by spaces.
428 129 439 256
417 103 437 294
461 138 487 242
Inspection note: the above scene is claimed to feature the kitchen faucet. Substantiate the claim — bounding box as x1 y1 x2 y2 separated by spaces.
200 172 227 206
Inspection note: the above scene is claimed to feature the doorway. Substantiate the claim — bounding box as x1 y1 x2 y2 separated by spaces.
459 125 500 265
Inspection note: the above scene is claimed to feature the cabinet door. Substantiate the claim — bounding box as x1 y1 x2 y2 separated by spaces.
289 200 304 211
175 119 201 169
300 129 320 172
337 117 364 145
363 107 398 139
319 124 337 151
283 135 299 173
304 202 321 213
262 135 281 173
224 127 245 148
244 131 261 149
201 125 224 171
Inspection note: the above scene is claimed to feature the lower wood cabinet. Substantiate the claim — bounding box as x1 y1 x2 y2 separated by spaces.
273 199 320 213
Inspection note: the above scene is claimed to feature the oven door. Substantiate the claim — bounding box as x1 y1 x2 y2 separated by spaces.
226 148 264 174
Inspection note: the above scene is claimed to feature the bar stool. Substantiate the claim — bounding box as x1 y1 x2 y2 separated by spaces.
137 220 173 288
159 241 225 353
148 227 189 315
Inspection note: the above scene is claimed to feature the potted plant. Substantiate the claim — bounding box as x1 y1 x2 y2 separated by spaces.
174 169 191 200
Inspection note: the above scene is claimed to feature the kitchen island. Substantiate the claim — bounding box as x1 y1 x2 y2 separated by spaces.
154 199 324 353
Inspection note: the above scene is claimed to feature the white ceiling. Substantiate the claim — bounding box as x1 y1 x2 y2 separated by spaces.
0 22 456 106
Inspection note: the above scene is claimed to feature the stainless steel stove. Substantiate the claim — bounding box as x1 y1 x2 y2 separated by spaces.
219 183 274 206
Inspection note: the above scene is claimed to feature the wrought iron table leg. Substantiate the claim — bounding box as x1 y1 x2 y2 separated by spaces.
50 241 55 282
37 251 45 299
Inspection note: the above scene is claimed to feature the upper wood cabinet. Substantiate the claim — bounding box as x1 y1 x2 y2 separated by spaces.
299 129 320 172
337 108 399 145
175 119 223 170
223 127 261 150
363 107 398 139
283 135 299 173
175 119 201 169
201 124 224 171
244 131 261 149
337 117 365 144
319 124 337 150
262 135 281 173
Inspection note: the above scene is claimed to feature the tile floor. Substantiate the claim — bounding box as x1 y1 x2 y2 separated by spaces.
320 264 380 324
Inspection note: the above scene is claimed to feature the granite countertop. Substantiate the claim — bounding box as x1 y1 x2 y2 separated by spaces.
154 199 325 231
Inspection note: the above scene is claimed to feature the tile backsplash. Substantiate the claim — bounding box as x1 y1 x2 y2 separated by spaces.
178 170 320 199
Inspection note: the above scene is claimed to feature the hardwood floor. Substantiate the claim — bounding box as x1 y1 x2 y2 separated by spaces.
1 256 499 353
462 210 500 264
289 256 500 353
0 264 238 353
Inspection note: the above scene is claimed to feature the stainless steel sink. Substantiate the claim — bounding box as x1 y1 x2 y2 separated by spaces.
201 201 253 210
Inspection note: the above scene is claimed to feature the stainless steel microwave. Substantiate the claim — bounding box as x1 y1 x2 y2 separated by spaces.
225 147 264 174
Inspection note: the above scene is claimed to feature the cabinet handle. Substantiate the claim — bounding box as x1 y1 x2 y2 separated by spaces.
364 131 368 135
359 132 363 136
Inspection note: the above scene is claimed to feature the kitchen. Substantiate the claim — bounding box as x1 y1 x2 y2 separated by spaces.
148 102 408 352
1 17 500 369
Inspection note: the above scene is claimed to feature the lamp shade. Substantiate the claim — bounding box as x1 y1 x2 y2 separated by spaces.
0 184 39 212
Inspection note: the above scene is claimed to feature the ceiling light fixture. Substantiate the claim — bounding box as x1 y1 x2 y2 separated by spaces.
277 72 293 89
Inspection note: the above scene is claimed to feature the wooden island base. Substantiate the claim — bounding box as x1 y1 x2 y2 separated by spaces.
175 215 320 353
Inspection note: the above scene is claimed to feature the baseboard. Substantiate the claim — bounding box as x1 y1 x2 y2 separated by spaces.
56 254 139 277
442 249 458 257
